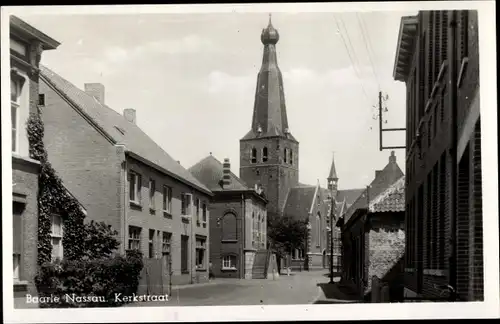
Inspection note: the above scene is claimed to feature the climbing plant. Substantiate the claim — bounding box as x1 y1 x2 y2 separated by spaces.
27 112 86 264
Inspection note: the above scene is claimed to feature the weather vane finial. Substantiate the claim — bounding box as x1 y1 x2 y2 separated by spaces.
269 13 272 25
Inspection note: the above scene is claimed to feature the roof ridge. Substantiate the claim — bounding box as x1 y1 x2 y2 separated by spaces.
40 65 212 195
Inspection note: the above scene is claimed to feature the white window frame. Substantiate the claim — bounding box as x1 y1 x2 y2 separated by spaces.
195 237 206 269
128 226 141 251
129 171 142 205
51 214 64 261
222 255 237 270
202 202 207 225
162 185 172 214
162 232 171 256
13 254 20 280
148 229 155 258
149 179 156 210
11 78 21 154
195 198 200 224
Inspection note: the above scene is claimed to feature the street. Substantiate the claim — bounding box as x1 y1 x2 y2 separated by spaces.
126 270 330 307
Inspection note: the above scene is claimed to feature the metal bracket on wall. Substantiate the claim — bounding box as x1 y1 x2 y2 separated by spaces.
378 91 406 151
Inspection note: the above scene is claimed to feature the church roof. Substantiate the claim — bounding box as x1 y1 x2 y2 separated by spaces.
241 15 296 142
282 185 318 221
40 65 212 196
343 151 404 225
188 155 249 192
336 188 365 211
328 153 338 180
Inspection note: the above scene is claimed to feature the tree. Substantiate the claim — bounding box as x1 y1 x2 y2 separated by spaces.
267 213 308 272
82 220 120 260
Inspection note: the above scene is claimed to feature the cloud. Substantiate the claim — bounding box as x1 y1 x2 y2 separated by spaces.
101 34 218 66
205 70 255 94
203 66 378 97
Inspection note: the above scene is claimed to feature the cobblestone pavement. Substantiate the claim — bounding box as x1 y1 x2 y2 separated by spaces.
125 270 330 307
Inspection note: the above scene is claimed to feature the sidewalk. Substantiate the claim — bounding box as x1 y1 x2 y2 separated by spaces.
312 280 362 304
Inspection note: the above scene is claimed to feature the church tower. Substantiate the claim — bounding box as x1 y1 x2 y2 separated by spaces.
240 15 299 218
327 152 339 193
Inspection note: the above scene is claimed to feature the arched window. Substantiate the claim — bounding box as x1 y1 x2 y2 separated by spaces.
222 212 237 241
262 147 268 162
289 149 293 165
283 148 288 163
251 148 257 164
315 213 321 247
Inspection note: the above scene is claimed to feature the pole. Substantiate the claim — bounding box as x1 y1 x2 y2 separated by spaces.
448 10 458 302
329 195 336 284
379 91 383 151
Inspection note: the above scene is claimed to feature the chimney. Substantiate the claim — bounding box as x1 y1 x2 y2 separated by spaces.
389 150 396 163
375 170 383 178
222 158 231 187
84 83 105 104
123 108 136 124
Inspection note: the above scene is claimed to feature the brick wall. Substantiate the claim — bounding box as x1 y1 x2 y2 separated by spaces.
126 157 210 285
12 159 40 298
240 137 299 217
366 213 405 295
209 199 243 279
39 79 124 238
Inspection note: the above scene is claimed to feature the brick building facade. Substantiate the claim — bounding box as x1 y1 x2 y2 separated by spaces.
341 176 406 301
393 10 483 301
189 155 268 279
9 16 60 300
337 152 405 297
38 66 213 286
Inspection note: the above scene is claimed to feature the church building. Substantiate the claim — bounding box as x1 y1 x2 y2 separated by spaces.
239 16 365 271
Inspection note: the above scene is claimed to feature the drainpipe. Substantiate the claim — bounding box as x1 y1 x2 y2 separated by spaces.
241 193 245 279
448 10 458 301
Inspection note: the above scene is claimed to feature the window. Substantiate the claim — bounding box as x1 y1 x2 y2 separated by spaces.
128 226 141 250
129 171 142 204
38 94 45 106
10 38 27 56
284 148 288 163
222 213 237 241
289 149 293 165
162 232 171 256
202 203 207 223
252 213 256 247
162 186 172 214
149 179 156 210
251 148 257 164
13 205 22 280
222 255 237 270
181 235 189 272
262 147 268 162
196 237 206 269
148 229 155 258
51 214 64 261
315 213 321 247
11 79 21 153
181 193 191 215
195 198 200 225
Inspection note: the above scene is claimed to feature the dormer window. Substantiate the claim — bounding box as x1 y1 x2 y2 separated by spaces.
283 148 288 164
251 148 257 164
262 147 268 162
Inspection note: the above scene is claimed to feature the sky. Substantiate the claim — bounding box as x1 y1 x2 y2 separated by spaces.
19 9 416 190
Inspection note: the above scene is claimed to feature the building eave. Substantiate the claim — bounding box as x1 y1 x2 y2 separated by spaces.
393 16 419 82
10 15 60 50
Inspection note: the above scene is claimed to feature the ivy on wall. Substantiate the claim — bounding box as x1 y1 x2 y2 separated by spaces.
27 112 86 264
